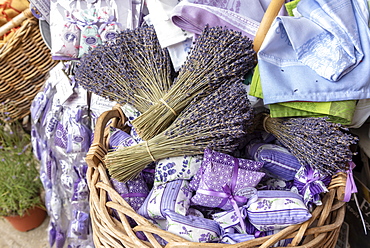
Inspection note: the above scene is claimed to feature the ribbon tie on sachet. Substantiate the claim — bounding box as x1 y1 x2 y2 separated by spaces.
197 159 249 232
344 161 357 202
294 165 331 206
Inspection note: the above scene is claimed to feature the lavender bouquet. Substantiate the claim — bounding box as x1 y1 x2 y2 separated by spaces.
263 116 358 175
105 80 254 182
131 25 256 140
74 25 174 113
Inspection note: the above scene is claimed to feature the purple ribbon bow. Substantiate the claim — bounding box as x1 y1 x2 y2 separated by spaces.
198 158 247 232
344 161 358 202
294 165 331 206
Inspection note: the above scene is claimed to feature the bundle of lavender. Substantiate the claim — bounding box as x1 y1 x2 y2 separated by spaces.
74 25 173 113
106 80 254 182
131 25 256 140
263 116 358 176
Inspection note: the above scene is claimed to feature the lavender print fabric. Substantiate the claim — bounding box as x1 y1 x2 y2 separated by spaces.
154 155 203 186
164 209 223 243
137 180 192 220
246 190 311 231
293 165 331 207
212 207 248 230
189 148 264 191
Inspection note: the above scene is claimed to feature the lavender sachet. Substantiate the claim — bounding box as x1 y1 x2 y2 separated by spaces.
110 174 149 211
248 143 303 181
154 155 203 186
293 164 331 207
108 126 149 211
191 149 265 210
189 148 264 191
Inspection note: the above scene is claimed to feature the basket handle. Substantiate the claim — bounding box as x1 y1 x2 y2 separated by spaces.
0 8 34 37
85 106 128 168
253 0 285 52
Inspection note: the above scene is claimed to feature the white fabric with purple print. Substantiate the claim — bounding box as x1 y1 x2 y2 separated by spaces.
246 190 311 232
164 209 223 243
293 164 331 207
137 180 192 220
154 155 203 186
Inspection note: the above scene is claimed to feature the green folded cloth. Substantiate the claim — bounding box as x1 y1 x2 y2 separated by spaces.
285 0 301 17
250 65 357 125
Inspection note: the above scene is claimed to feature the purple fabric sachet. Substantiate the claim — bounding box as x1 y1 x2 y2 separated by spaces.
190 148 264 191
111 174 149 211
246 190 312 231
164 209 223 243
248 143 302 181
191 150 265 210
137 179 192 220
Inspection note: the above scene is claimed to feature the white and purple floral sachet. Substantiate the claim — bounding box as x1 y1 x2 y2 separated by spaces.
293 164 331 207
189 148 264 191
246 190 312 232
248 143 303 181
137 179 192 220
154 155 203 186
164 209 223 243
212 206 249 231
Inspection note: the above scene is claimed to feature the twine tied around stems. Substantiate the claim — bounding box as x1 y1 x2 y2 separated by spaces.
145 141 156 162
159 98 178 116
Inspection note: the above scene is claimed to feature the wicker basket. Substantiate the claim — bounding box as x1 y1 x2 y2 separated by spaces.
85 106 348 248
0 8 58 122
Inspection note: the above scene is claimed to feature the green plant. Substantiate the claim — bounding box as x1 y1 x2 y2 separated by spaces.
0 112 44 217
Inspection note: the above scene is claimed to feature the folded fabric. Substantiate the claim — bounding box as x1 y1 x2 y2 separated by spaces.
164 209 223 243
268 101 357 126
154 155 203 186
293 165 331 207
246 190 311 231
171 0 262 40
248 143 302 181
144 0 193 48
258 0 370 104
137 180 192 220
249 65 357 125
348 99 370 128
189 148 264 191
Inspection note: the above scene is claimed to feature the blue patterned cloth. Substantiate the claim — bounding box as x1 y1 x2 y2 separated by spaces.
258 0 370 104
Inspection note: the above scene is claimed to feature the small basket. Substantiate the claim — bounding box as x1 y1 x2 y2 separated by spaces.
0 8 58 122
86 107 348 248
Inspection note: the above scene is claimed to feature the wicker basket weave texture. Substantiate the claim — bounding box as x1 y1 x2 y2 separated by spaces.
0 8 58 122
85 107 347 248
